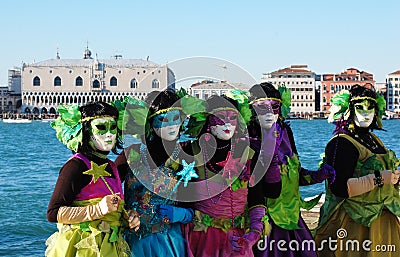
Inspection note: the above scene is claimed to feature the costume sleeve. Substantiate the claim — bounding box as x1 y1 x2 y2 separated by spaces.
47 158 91 222
115 151 129 182
248 180 282 208
325 136 359 198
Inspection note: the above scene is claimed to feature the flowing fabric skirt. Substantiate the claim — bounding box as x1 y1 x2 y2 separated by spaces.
315 206 400 257
45 223 130 257
126 223 186 257
253 216 317 257
182 222 249 257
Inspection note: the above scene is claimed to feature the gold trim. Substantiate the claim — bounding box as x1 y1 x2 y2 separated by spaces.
80 115 116 122
249 98 282 105
350 96 377 102
148 107 182 119
210 107 239 114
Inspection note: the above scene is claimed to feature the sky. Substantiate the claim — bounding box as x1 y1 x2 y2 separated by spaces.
0 0 399 85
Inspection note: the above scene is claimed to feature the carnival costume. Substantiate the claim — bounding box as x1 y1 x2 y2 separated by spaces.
181 94 257 257
46 102 131 257
315 85 400 257
247 83 335 257
115 90 202 257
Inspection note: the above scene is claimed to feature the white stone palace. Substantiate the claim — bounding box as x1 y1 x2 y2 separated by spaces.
21 48 175 114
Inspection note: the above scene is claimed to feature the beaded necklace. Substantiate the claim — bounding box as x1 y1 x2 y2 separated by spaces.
89 150 108 159
353 132 380 151
201 139 235 204
139 141 181 223
140 141 181 172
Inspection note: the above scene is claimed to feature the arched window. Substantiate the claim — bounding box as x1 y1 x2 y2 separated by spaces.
93 80 100 88
110 77 117 87
130 78 137 88
33 76 41 86
152 79 159 89
54 76 61 86
75 76 83 86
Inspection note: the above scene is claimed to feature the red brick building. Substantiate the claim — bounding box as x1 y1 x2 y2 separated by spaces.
321 68 375 111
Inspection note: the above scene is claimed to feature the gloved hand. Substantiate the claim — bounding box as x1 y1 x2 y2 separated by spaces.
347 170 400 197
231 206 266 255
126 210 140 231
232 231 260 255
57 194 120 224
301 164 336 186
381 170 400 184
158 204 194 224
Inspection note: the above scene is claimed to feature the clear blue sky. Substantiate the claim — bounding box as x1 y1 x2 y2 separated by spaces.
1 0 399 85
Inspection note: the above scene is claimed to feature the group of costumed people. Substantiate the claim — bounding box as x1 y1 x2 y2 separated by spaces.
45 82 399 257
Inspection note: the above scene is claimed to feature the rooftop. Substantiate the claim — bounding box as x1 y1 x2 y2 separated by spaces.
24 58 159 67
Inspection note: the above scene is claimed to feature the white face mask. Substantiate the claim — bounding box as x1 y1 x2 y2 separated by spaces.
153 124 181 141
353 100 375 128
258 113 279 129
210 123 236 140
90 117 117 152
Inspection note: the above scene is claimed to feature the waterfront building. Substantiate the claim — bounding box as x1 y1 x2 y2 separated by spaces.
321 68 374 111
0 84 8 112
0 68 22 114
7 68 22 113
261 65 316 117
386 70 400 113
21 48 175 114
188 80 250 100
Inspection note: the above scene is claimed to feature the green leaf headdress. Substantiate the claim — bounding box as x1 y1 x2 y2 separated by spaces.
225 89 252 126
327 90 351 123
114 96 149 138
51 104 82 152
278 84 291 119
375 94 386 129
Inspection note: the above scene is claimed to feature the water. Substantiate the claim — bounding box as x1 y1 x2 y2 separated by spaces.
1 119 400 256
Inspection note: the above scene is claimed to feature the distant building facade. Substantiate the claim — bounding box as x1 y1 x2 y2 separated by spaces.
0 84 8 112
261 65 316 117
386 70 400 112
7 68 22 113
21 48 175 114
321 68 374 111
188 80 250 100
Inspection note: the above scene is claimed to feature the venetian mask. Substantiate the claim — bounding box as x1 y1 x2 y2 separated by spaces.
90 117 117 152
209 110 238 140
152 110 182 141
353 100 375 128
252 99 280 129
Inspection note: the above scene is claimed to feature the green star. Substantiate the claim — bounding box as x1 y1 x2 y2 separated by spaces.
83 161 111 183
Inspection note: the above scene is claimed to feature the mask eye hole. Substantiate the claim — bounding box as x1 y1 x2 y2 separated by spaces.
96 125 106 130
110 124 117 130
272 104 280 111
173 115 180 121
230 115 237 121
355 105 363 110
256 105 269 111
157 115 169 123
215 114 225 120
